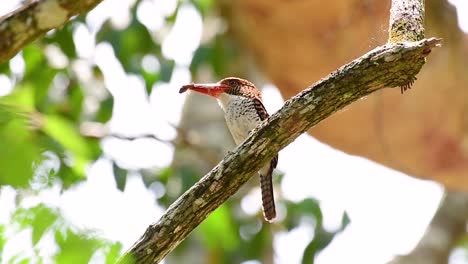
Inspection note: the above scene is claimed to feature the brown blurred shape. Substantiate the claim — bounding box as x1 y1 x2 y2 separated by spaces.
224 0 468 190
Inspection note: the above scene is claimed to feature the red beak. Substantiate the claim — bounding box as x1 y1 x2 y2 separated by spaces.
179 83 230 98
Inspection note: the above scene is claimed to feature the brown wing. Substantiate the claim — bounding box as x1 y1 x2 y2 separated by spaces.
253 98 270 121
253 98 279 221
253 97 278 169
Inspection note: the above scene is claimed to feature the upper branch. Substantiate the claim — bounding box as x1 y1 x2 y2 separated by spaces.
119 38 441 264
389 0 425 42
0 0 103 63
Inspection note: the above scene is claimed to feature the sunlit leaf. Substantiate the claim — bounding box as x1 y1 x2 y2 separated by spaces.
33 68 60 111
0 83 36 112
104 242 123 264
54 229 100 264
42 115 94 159
12 205 60 245
0 225 4 262
0 104 19 125
7 254 29 264
59 162 84 187
198 205 239 251
0 116 41 187
23 45 45 78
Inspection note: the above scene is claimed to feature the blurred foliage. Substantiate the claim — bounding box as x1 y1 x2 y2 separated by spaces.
0 0 351 263
4 204 121 263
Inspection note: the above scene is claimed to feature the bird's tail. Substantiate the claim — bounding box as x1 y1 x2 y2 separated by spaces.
260 164 276 222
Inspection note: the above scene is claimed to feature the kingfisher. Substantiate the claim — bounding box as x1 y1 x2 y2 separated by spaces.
180 77 278 222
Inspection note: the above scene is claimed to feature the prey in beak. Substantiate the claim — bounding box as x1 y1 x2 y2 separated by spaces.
179 83 230 98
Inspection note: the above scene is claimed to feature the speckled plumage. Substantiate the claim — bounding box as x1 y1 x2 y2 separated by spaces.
216 77 278 222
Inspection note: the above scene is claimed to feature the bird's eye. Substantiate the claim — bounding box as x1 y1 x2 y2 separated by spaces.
229 80 236 86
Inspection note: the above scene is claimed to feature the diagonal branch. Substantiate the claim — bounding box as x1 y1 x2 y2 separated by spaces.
0 0 104 63
117 0 440 263
119 37 441 264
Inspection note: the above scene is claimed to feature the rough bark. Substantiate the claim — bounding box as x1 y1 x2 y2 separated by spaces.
226 0 468 190
118 37 441 263
389 0 425 42
389 191 468 264
0 0 104 63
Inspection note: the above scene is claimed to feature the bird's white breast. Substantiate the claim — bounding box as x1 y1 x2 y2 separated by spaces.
217 94 262 145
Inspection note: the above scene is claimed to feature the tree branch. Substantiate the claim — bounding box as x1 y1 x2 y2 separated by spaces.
119 38 441 263
389 0 425 42
0 0 103 63
117 0 442 263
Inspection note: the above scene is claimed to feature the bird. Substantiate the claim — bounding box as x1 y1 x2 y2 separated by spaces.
179 77 278 222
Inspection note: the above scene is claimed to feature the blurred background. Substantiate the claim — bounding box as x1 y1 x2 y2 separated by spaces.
0 0 468 263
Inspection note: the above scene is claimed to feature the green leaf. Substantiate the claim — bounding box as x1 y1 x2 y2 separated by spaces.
32 68 59 111
190 46 211 74
11 205 60 246
44 23 77 58
142 70 159 94
340 212 350 231
95 96 114 123
112 161 127 191
23 45 46 78
0 104 19 125
54 229 100 264
284 198 322 230
0 225 6 260
159 59 175 82
32 206 59 245
301 229 334 264
0 60 10 74
191 0 214 16
0 116 41 187
58 162 85 187
0 83 36 112
96 19 157 73
42 115 92 158
20 44 58 112
190 36 237 77
104 242 123 264
198 205 239 251
68 81 84 121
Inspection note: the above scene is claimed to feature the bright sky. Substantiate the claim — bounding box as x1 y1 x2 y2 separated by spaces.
0 1 467 263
